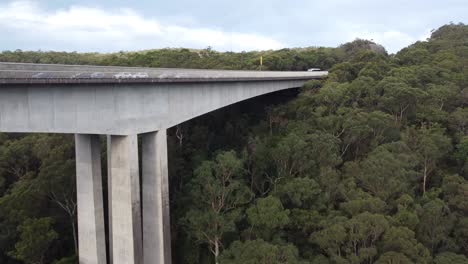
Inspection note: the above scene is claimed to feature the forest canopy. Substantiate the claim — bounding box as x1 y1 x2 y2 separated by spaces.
0 23 467 264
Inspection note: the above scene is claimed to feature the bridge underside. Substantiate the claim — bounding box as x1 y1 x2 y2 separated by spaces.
0 79 305 135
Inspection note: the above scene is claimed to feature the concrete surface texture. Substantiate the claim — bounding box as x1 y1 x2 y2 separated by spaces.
75 134 107 264
109 135 142 264
0 62 328 83
142 131 171 264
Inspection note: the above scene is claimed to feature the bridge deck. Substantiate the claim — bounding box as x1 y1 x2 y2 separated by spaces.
0 62 327 84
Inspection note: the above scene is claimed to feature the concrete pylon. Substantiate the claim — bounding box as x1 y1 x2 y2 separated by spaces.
109 135 142 264
75 134 107 264
142 130 172 264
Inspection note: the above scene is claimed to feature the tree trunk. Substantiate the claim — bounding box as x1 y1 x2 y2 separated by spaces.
71 217 78 255
269 115 273 136
423 159 428 194
214 238 220 264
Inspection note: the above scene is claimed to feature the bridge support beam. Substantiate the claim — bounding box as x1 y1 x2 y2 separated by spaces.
142 130 172 264
75 134 107 264
109 135 143 264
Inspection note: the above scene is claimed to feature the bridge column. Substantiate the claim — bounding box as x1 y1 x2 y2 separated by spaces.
142 130 172 264
75 134 107 264
109 135 142 264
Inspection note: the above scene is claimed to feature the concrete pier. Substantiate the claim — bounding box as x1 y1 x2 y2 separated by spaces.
109 135 142 264
75 134 107 264
142 130 172 264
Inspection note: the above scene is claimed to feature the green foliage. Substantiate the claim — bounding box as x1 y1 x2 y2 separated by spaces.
220 239 301 264
380 226 430 263
53 255 78 264
0 46 340 71
454 137 468 176
302 80 323 91
340 196 387 216
433 252 468 264
247 196 290 239
392 200 420 230
403 126 452 194
453 218 468 256
416 199 455 254
312 212 391 263
274 177 322 208
375 252 413 264
9 217 58 264
183 151 252 262
345 142 418 201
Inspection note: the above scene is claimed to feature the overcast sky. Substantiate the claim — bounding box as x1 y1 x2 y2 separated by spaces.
0 0 466 54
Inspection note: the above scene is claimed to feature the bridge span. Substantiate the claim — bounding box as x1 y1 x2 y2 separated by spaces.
0 62 327 264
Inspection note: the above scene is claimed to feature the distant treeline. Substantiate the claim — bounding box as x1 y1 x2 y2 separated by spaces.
0 38 387 71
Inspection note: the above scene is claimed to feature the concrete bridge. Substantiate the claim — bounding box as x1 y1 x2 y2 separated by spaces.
0 62 327 264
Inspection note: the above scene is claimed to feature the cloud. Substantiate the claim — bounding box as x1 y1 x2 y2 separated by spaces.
0 1 284 52
0 0 465 53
